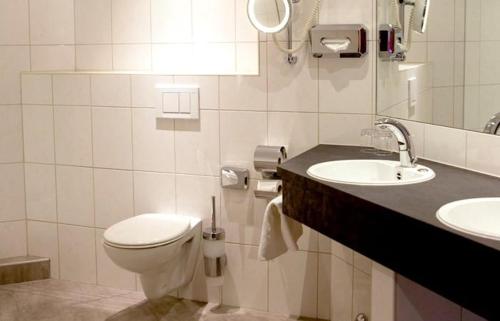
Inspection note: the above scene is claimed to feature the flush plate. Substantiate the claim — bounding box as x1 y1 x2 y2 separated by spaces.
155 84 200 120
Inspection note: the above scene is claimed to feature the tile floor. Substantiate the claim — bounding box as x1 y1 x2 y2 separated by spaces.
0 279 321 321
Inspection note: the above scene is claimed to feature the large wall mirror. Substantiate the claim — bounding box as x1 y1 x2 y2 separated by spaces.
377 0 500 135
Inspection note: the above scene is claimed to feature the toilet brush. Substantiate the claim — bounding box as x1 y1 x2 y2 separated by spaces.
203 196 226 304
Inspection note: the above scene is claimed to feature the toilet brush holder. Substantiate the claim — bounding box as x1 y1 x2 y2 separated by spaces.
203 196 226 278
203 228 226 277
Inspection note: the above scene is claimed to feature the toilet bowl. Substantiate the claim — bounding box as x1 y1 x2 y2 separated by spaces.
103 213 202 299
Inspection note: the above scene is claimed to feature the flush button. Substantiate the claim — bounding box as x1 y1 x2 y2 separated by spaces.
162 93 179 113
179 93 191 113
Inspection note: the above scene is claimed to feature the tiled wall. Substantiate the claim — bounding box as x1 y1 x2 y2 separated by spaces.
377 0 466 128
0 0 259 74
463 0 500 132
0 0 497 320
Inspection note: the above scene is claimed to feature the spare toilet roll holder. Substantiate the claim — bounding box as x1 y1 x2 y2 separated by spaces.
253 145 287 199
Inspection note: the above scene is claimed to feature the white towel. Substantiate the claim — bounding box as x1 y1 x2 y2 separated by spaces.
258 195 303 261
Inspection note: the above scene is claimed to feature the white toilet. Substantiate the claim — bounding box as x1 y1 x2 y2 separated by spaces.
103 213 202 299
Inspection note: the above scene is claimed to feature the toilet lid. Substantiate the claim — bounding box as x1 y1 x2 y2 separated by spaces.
104 214 191 248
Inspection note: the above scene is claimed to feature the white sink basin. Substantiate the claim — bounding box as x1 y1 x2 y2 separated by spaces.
437 198 500 241
306 159 435 186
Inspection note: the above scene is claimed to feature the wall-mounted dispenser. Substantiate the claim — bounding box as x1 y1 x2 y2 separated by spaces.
310 24 368 58
254 145 287 199
379 0 431 61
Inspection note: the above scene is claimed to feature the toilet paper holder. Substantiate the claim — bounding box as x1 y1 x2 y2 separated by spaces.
254 145 287 199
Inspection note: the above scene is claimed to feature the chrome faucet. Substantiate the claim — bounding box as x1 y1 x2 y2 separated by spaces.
375 118 417 168
483 112 500 135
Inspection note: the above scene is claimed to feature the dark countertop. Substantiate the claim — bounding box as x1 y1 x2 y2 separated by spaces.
278 145 500 320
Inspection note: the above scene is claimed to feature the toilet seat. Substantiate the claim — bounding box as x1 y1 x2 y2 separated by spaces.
104 213 191 249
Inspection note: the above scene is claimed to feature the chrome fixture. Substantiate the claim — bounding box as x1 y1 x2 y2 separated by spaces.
310 24 368 58
355 313 368 321
254 145 287 199
375 118 417 168
483 112 500 135
247 0 321 65
203 196 226 278
247 0 291 34
379 0 431 61
220 167 249 190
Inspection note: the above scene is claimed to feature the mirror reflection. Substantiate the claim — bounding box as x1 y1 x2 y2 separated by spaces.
247 0 291 34
377 0 500 134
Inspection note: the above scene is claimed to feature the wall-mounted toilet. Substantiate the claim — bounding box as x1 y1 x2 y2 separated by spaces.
103 213 202 299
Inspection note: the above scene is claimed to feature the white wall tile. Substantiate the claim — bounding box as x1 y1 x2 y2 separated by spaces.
223 244 268 311
331 255 354 321
56 165 94 226
0 0 30 45
317 253 331 320
235 0 258 42
174 76 219 110
268 112 318 158
54 106 93 166
220 111 268 178
76 45 113 71
92 107 133 169
27 221 59 278
29 0 75 44
427 0 455 41
192 0 235 42
0 106 24 163
221 179 267 246
268 43 318 112
428 42 455 87
320 0 373 39
23 105 55 163
319 54 373 114
25 164 57 222
132 108 175 172
0 164 25 221
91 75 131 107
319 113 373 146
112 44 152 71
269 251 318 318
58 224 96 283
423 124 467 167
95 229 136 290
0 221 27 259
466 131 500 176
174 111 220 176
53 75 91 106
221 43 267 111
353 269 371 319
0 46 30 104
94 169 134 228
22 74 52 105
131 75 174 108
175 174 220 225
151 0 192 43
31 45 75 71
75 0 112 44
112 0 151 44
133 171 175 215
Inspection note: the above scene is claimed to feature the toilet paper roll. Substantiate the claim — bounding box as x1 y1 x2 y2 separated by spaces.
254 145 288 174
254 180 282 199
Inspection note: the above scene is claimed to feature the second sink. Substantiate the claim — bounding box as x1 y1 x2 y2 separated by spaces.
307 159 435 186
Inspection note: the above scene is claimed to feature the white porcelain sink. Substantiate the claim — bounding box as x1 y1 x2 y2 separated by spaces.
306 159 435 186
437 198 500 241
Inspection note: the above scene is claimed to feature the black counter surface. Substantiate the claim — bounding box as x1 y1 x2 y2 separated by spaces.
278 145 500 320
